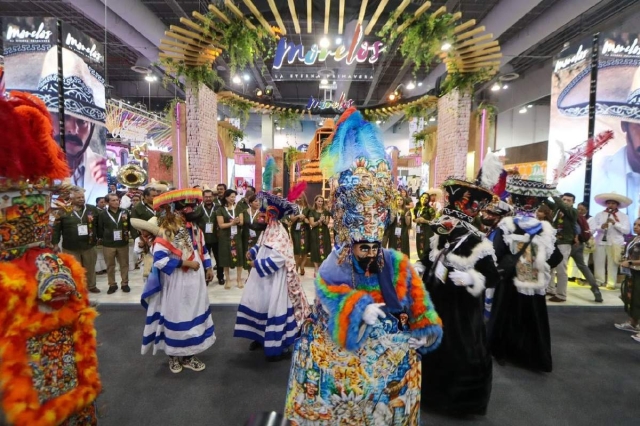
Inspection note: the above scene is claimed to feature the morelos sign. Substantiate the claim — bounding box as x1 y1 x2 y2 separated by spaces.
273 23 384 69
306 92 354 111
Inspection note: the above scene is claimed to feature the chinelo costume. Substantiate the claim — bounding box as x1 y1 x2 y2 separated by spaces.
284 108 442 426
0 92 101 425
486 178 563 372
141 189 216 373
233 184 311 361
418 169 501 417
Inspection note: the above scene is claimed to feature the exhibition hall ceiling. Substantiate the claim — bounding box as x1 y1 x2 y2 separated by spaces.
0 0 638 111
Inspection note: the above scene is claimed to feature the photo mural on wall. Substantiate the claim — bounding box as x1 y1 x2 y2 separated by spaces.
2 17 108 204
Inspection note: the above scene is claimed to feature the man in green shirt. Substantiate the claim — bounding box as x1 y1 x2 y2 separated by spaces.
196 189 225 285
546 193 579 302
97 193 132 294
53 187 101 293
130 187 158 239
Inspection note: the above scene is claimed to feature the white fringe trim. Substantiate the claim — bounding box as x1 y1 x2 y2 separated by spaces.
466 269 486 297
429 235 496 270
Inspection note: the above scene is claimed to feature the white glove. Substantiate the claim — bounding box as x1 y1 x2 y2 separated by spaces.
362 303 386 325
449 270 473 287
413 261 426 275
408 333 438 350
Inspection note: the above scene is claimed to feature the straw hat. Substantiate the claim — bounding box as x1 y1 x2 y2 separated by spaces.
130 216 160 236
594 192 632 208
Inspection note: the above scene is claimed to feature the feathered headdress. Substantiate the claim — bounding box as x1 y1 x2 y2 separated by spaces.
553 130 615 183
287 181 307 202
262 155 277 192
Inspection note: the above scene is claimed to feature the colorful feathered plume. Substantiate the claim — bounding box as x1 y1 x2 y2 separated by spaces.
476 148 504 191
287 181 307 202
319 107 386 177
262 155 277 192
553 130 614 182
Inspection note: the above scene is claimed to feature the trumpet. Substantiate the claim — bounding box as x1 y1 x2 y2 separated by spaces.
117 164 148 188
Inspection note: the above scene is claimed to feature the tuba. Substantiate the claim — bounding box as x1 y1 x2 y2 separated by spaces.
117 164 148 188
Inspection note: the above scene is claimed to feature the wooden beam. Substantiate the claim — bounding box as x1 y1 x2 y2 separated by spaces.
160 45 216 59
456 40 499 55
324 0 330 34
267 0 287 35
307 0 312 33
457 33 494 49
170 25 226 50
161 38 203 53
379 0 410 35
339 0 345 34
453 19 476 34
242 0 276 36
431 5 446 19
460 46 501 58
364 0 389 35
192 12 223 36
397 2 431 34
358 0 369 24
456 26 485 42
207 4 231 25
224 0 257 30
457 53 502 65
288 0 300 34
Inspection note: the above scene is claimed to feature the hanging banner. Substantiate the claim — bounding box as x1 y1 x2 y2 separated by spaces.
3 17 108 205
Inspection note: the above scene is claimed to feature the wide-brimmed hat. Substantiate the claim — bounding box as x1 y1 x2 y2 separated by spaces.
34 47 106 124
558 55 640 123
131 216 160 236
153 188 203 210
440 178 494 223
507 177 559 215
594 192 632 208
484 198 513 216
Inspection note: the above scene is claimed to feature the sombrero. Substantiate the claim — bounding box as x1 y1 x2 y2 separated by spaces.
153 188 203 210
594 192 632 208
130 216 160 236
34 47 106 124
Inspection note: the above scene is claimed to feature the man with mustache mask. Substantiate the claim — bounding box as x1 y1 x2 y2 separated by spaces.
141 189 215 374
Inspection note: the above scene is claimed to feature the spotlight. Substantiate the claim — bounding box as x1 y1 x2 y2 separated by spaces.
375 120 382 125
491 82 501 91
519 107 527 114
276 126 282 131
335 37 342 45
265 85 273 96
319 37 330 48
418 82 423 87
320 78 329 85
254 88 263 97
429 117 436 122
527 104 533 109
441 42 452 51
232 75 241 84
406 81 416 90
388 93 396 101
502 84 509 90
243 74 250 81
145 74 157 82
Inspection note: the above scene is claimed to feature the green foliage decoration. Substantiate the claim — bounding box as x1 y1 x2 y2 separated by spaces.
272 110 301 130
160 153 173 171
218 96 253 127
284 145 299 168
159 58 223 93
227 128 246 147
441 61 493 96
477 101 499 123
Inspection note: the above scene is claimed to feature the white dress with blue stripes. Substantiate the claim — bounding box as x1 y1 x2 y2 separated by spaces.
141 235 216 356
233 245 298 357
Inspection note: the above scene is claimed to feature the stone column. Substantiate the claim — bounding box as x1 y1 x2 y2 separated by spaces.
434 89 472 186
185 82 220 188
172 101 188 188
262 114 274 150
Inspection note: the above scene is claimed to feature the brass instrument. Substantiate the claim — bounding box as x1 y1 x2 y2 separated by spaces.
117 164 148 188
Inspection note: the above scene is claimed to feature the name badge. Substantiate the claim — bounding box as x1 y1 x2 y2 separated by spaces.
295 222 302 231
113 230 123 241
435 261 448 283
249 229 256 238
77 224 88 236
394 227 402 237
230 225 238 237
205 223 214 234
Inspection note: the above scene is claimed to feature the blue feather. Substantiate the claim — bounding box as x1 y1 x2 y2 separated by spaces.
319 109 387 176
262 155 277 192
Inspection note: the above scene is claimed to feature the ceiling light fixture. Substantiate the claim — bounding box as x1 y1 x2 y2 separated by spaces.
527 104 533 109
254 88 263 97
320 78 329 85
502 84 509 90
418 82 423 87
335 37 342 45
429 117 436 122
406 82 416 90
491 82 501 92
519 107 527 114
144 74 157 82
388 93 396 101
243 74 250 81
232 75 241 84
319 37 330 48
441 42 452 51
375 120 382 125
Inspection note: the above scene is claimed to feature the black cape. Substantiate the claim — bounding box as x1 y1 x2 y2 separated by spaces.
486 219 562 372
420 225 499 416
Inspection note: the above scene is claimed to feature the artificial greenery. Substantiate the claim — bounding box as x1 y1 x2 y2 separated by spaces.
200 12 276 75
378 12 456 73
163 98 181 122
412 128 431 146
160 58 224 93
218 96 253 127
477 101 499 123
362 109 389 124
441 61 493 95
284 145 299 168
402 104 437 122
160 153 173 170
227 128 246 147
272 110 301 130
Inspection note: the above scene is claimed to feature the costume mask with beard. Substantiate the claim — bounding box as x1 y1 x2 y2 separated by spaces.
175 200 203 222
353 252 381 274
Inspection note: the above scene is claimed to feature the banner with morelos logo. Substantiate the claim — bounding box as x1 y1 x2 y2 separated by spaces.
3 17 108 205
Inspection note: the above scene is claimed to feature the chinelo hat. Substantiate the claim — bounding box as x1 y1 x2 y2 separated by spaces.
594 192 632 208
130 216 160 236
33 47 106 124
557 54 640 124
507 177 559 215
